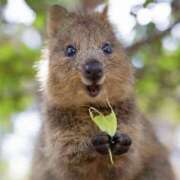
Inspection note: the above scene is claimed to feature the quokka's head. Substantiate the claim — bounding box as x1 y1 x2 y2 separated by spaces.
44 5 134 107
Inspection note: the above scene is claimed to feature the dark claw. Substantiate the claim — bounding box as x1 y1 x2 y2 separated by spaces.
112 133 132 146
93 144 109 154
110 133 132 155
111 144 130 155
92 132 110 155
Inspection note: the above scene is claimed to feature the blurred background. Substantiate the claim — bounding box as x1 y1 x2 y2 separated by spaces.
0 0 179 179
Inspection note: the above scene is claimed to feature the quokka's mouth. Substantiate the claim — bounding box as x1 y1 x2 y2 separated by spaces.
86 84 101 97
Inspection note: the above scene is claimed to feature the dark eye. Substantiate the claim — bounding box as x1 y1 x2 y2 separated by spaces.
65 45 77 57
102 43 113 54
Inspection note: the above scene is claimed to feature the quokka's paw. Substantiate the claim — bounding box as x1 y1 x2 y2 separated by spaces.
91 132 110 155
92 132 132 156
110 132 132 155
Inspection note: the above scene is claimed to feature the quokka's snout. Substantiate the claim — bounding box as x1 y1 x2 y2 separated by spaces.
82 59 103 83
81 59 105 97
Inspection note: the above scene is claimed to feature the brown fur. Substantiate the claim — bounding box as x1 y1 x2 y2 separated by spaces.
30 5 175 180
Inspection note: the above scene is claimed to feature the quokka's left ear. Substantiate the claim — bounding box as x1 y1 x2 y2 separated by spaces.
100 5 108 21
48 5 69 37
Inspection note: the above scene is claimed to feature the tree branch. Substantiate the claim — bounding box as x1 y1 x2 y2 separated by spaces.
126 20 180 55
172 0 180 15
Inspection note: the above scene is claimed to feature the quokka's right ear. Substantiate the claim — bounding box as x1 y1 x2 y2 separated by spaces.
48 5 68 37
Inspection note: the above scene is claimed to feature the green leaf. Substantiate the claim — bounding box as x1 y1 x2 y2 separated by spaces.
89 104 117 165
89 107 117 137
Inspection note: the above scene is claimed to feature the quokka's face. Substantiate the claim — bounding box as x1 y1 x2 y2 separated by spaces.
47 5 134 107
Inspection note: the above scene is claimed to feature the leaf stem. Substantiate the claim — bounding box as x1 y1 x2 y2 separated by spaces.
106 98 113 112
89 107 104 119
108 148 114 165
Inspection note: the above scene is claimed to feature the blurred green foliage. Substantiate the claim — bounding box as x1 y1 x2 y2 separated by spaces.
0 0 179 130
0 42 40 125
136 49 180 120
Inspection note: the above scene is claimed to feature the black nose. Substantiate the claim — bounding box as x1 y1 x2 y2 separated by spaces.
83 60 103 82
